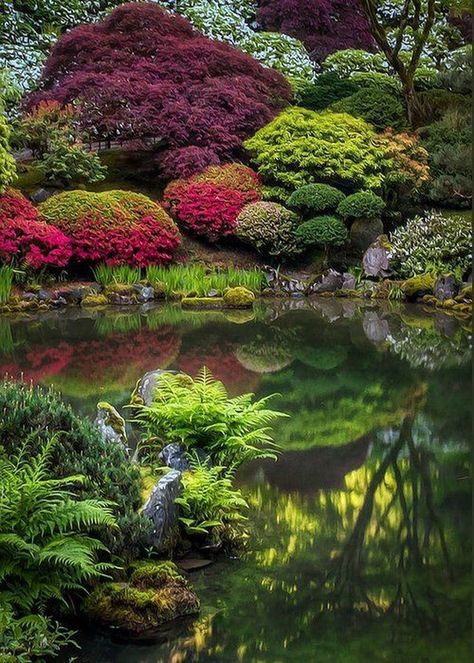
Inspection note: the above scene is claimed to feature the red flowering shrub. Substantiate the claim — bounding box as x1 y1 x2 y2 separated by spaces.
27 3 292 180
256 0 373 62
163 163 262 241
0 189 72 268
38 190 181 267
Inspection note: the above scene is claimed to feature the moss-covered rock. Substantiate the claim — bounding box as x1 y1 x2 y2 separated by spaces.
223 287 255 308
181 297 225 309
401 274 435 299
81 293 109 307
83 561 199 637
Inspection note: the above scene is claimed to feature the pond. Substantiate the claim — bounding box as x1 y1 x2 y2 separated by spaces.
1 299 471 662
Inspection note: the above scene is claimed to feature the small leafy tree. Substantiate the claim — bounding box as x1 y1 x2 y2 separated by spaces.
295 215 348 262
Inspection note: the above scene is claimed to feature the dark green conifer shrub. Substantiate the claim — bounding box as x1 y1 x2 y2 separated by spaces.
295 215 348 250
287 183 346 216
337 191 385 220
331 87 406 130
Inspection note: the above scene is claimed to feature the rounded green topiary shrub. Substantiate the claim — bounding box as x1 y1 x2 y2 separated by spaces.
337 191 385 220
235 201 301 259
0 380 150 559
287 183 346 216
330 87 406 131
298 73 359 111
295 215 348 249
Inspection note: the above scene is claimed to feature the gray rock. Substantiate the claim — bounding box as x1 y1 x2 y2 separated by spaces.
307 269 343 294
132 369 180 406
143 470 182 548
30 188 55 204
362 236 392 278
159 443 190 472
138 286 154 302
350 218 384 252
434 274 459 301
57 287 89 304
51 296 67 308
341 272 356 290
23 292 38 302
94 402 128 449
38 289 51 301
207 289 219 298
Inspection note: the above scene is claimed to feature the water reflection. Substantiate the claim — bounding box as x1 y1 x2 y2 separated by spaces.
0 300 471 662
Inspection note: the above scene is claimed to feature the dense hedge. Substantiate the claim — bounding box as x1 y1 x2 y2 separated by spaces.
0 188 72 268
27 3 292 180
0 380 150 558
235 201 300 258
38 190 181 267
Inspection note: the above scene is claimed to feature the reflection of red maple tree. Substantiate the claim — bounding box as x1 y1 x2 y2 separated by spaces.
176 344 261 396
0 342 74 383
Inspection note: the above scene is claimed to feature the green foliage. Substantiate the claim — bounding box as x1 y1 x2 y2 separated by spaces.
38 140 107 185
145 264 265 297
0 264 13 304
322 49 390 77
420 110 471 208
390 210 472 278
0 380 149 559
93 264 142 287
416 88 470 125
176 461 248 536
298 73 359 111
244 108 390 199
330 87 406 131
235 201 301 259
287 184 346 216
435 45 472 95
134 367 283 471
0 114 16 192
337 191 385 220
295 216 348 249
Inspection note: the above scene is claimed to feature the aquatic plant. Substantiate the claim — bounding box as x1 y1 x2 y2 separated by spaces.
0 189 72 269
176 461 248 536
0 264 13 304
38 190 181 267
27 3 291 180
134 367 283 470
235 201 301 259
0 380 149 558
145 264 264 297
93 263 142 287
390 210 472 278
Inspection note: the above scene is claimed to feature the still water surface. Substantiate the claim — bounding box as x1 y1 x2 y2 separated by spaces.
1 299 471 662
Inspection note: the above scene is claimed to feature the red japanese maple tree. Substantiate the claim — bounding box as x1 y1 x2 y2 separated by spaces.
27 3 292 180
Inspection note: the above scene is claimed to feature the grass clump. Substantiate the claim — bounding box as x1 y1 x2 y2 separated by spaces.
93 263 142 287
0 264 13 304
145 264 264 298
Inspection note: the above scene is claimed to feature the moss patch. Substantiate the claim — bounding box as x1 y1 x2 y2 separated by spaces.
401 274 436 298
81 293 109 307
223 287 255 308
181 297 225 309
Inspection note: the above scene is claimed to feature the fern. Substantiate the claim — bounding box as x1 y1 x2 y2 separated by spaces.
133 367 286 469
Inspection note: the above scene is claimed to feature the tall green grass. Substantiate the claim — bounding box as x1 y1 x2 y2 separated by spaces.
146 265 264 297
93 264 142 287
0 264 14 304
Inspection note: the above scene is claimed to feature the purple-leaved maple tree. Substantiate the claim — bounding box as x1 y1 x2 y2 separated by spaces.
27 3 292 180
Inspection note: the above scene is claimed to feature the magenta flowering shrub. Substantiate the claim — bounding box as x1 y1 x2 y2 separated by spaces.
27 3 292 180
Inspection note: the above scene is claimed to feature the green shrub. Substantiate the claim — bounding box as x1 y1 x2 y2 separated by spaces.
330 87 406 131
38 140 107 185
176 461 248 537
350 72 401 94
134 367 283 471
244 107 402 199
298 73 358 111
322 49 389 77
287 183 346 216
295 215 348 250
420 110 471 208
235 201 301 259
416 88 470 126
0 114 16 192
337 191 385 220
390 210 472 278
0 380 149 558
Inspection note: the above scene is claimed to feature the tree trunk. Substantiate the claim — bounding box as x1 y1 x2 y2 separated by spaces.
403 80 420 128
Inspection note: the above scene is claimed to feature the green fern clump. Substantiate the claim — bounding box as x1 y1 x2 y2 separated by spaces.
0 380 150 559
134 367 285 470
0 438 116 660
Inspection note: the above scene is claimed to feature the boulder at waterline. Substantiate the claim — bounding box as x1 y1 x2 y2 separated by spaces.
143 470 182 550
83 561 200 637
362 235 392 278
434 274 459 301
94 401 128 449
130 369 188 407
306 269 343 294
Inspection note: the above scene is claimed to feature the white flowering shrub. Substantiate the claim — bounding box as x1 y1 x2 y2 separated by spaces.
241 32 316 94
167 0 253 44
390 211 472 278
235 201 301 258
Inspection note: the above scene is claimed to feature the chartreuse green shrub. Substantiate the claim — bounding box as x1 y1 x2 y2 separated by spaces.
295 216 348 255
244 108 388 200
235 201 301 259
330 87 406 131
134 367 284 471
0 380 150 559
0 437 116 660
390 210 472 278
0 114 16 192
288 183 346 217
337 191 385 220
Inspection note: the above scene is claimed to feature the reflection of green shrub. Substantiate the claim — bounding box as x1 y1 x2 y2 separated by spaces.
331 88 406 131
294 346 347 371
235 335 294 373
288 183 345 216
337 191 385 220
295 216 348 249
